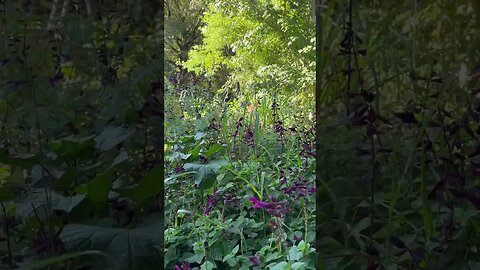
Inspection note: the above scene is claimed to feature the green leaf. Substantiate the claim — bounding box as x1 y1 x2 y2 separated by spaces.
208 240 225 261
187 253 204 264
16 190 86 217
291 262 306 270
194 132 206 141
167 152 191 161
60 223 162 269
183 160 228 190
110 151 129 168
0 164 10 182
117 165 163 206
9 167 25 185
95 126 135 151
0 150 39 169
200 261 215 270
204 144 224 158
0 185 14 202
48 135 96 160
76 169 114 214
270 261 291 270
53 194 86 213
232 245 239 255
288 245 303 261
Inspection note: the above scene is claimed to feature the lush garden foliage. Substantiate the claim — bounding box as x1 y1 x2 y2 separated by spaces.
2 0 480 269
0 1 163 269
317 1 480 269
165 0 315 269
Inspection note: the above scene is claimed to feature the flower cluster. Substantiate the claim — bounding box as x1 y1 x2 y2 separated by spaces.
281 178 316 197
203 189 239 216
249 196 289 217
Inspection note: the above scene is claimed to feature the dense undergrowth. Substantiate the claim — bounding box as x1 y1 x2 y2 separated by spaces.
0 2 163 269
164 68 316 270
165 1 316 269
318 1 480 269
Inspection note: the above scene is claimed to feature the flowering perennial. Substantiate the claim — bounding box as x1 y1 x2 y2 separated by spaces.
249 196 289 217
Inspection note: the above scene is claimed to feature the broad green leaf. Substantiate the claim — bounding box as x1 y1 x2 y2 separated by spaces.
187 253 204 264
76 169 114 214
288 245 303 261
48 135 96 160
60 223 162 269
117 165 163 206
291 262 306 270
95 126 135 151
16 190 85 217
183 160 228 190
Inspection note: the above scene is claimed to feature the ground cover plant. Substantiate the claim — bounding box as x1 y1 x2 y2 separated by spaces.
164 0 315 269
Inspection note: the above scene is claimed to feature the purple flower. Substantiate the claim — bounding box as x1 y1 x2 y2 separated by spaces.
0 58 10 67
249 196 268 209
293 235 302 242
174 166 185 174
249 196 289 217
223 194 238 204
207 197 215 206
203 197 216 215
175 261 191 270
248 254 260 266
282 178 315 197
